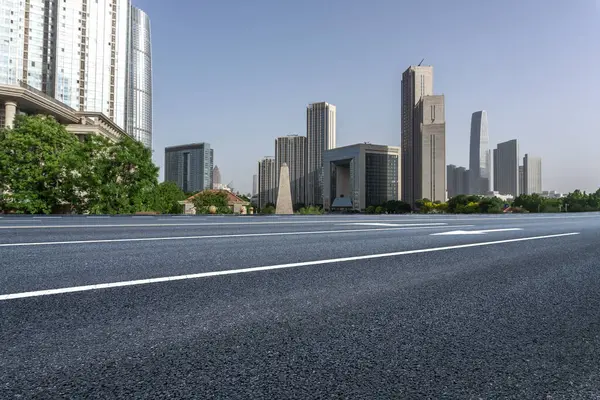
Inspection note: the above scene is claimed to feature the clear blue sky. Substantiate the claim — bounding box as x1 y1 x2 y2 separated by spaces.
134 0 599 194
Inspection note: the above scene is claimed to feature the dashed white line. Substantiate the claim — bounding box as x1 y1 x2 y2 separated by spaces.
0 232 580 301
0 225 471 247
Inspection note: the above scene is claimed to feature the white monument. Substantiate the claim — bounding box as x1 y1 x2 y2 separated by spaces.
276 163 294 215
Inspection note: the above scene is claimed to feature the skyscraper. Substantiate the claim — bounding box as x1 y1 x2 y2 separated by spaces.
212 166 222 189
401 65 434 205
306 102 336 206
495 139 519 196
252 174 258 197
275 135 307 206
447 165 470 198
413 94 446 203
258 157 276 209
126 5 153 148
493 148 499 191
164 143 213 193
469 111 491 194
523 154 542 194
0 0 152 143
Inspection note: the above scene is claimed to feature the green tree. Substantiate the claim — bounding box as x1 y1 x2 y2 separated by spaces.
90 137 158 214
192 190 230 214
478 197 504 213
151 181 187 214
0 115 81 214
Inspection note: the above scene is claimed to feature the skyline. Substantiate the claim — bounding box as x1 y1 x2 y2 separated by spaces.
135 0 599 193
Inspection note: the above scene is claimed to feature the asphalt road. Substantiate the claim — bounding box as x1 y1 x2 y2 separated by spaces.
2 213 600 399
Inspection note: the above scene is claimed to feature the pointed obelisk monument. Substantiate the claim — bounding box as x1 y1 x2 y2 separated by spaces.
276 163 294 215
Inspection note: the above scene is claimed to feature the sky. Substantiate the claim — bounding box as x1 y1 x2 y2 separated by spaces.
134 0 599 194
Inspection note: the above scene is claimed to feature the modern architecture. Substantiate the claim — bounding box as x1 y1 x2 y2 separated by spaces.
523 154 542 194
322 143 401 211
258 157 276 209
126 5 153 148
275 135 307 207
469 111 491 194
401 65 434 205
212 166 222 189
447 164 469 198
306 102 336 206
413 95 446 203
0 0 152 146
495 139 519 196
252 174 258 197
493 148 499 191
164 143 213 193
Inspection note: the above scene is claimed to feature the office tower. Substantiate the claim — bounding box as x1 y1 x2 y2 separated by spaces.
523 154 542 195
306 102 336 206
164 143 213 193
252 174 258 196
126 5 153 148
413 95 446 203
493 148 499 191
469 111 491 194
212 166 222 189
0 0 152 139
323 144 400 211
275 135 307 206
258 157 276 209
495 139 519 196
447 164 470 198
519 166 524 195
401 65 434 205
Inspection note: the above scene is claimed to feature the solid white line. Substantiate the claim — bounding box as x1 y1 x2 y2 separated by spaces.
0 220 448 229
0 225 471 247
0 232 580 301
344 222 442 227
87 216 110 219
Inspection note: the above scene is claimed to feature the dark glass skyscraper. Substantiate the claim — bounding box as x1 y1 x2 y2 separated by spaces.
165 143 213 193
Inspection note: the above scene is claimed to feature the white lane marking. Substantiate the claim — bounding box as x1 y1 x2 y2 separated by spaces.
87 216 110 219
0 232 580 301
35 216 62 219
0 213 598 229
0 220 453 229
431 228 523 236
344 223 447 227
0 225 474 247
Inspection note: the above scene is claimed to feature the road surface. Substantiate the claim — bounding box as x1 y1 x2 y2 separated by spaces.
2 213 600 398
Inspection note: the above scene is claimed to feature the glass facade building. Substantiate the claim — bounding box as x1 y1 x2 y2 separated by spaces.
126 5 152 148
165 143 213 193
323 143 401 211
469 110 491 195
0 0 152 146
306 102 336 206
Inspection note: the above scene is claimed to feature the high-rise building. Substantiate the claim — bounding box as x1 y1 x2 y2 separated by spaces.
493 148 499 191
495 139 519 196
212 166 222 189
323 144 400 211
447 164 469 198
126 5 153 148
0 0 152 145
164 143 213 193
469 111 491 194
275 135 307 207
413 95 446 203
519 166 524 196
306 102 336 206
523 154 542 194
258 157 276 209
252 174 258 197
401 65 434 205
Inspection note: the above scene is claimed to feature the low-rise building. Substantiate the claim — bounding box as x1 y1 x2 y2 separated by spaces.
0 82 126 141
181 190 250 215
